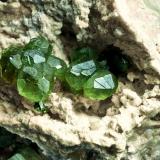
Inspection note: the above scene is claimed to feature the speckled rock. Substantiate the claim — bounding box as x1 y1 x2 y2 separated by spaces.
0 0 160 160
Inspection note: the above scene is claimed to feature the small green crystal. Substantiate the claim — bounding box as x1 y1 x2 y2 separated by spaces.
24 36 52 55
83 70 118 100
65 60 97 92
47 55 67 81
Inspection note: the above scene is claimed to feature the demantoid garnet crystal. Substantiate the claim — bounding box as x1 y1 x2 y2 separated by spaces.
65 60 98 92
83 70 118 100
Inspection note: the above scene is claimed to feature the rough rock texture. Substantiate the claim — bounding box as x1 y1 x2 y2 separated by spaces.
0 0 160 159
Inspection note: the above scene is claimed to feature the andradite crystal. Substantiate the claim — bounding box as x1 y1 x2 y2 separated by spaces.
66 47 98 93
16 39 64 102
17 62 54 102
47 55 67 81
83 70 118 100
65 60 98 92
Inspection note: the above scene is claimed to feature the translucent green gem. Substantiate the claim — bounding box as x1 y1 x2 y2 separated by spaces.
65 60 97 92
83 70 118 100
17 60 55 103
17 78 44 102
65 71 88 93
47 55 67 81
16 37 56 102
10 54 22 69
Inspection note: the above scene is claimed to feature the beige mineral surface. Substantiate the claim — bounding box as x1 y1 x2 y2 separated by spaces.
0 0 160 159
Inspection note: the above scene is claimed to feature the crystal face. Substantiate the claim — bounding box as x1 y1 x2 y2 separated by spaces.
83 70 118 100
94 74 115 89
70 60 96 76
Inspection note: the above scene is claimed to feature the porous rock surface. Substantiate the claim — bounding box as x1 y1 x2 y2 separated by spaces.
0 0 160 159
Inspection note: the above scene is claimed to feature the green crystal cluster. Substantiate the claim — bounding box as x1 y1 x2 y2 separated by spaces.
0 37 129 104
0 36 66 104
66 47 118 100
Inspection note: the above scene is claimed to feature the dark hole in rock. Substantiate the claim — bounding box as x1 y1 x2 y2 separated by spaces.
151 112 160 121
61 21 76 40
60 21 77 61
99 45 131 76
107 145 118 155
120 158 128 160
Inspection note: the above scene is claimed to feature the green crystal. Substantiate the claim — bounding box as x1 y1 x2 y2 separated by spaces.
65 60 97 92
47 55 67 81
16 39 55 102
83 70 118 100
17 78 45 102
70 47 97 63
65 71 88 93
